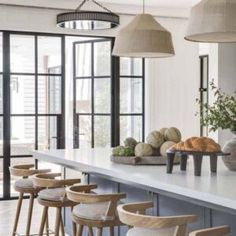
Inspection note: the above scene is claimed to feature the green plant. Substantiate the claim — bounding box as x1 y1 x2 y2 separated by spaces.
112 146 134 157
196 82 236 132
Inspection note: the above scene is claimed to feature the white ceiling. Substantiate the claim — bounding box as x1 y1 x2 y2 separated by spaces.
0 0 201 9
103 0 200 8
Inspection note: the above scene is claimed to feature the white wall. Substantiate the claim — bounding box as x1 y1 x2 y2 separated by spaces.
0 4 200 141
218 44 236 146
145 18 200 139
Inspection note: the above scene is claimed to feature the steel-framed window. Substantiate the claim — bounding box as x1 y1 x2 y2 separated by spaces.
1 31 65 200
73 37 145 149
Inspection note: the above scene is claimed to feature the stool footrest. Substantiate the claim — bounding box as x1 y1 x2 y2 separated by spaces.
14 229 54 236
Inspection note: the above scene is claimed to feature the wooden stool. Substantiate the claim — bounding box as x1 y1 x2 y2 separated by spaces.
189 225 230 236
66 185 126 236
9 164 51 236
33 173 81 236
117 201 197 236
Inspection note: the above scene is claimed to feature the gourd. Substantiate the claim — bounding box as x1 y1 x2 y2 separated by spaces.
124 137 137 149
146 131 165 149
112 146 134 156
164 127 182 142
159 128 168 137
135 143 153 157
160 141 176 157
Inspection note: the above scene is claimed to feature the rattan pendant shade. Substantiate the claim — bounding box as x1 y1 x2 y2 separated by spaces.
185 0 236 43
112 14 175 58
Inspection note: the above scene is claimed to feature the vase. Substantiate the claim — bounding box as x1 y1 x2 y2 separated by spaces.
222 131 236 171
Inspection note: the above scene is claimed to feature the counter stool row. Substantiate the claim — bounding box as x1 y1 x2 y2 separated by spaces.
10 164 230 236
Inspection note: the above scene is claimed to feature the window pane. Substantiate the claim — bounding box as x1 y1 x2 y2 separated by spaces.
11 75 35 114
10 35 35 73
120 116 142 143
0 33 2 72
0 75 3 114
94 116 110 147
11 117 35 155
76 43 91 77
38 116 57 150
94 78 111 113
120 78 143 113
79 115 91 148
0 118 3 156
10 157 34 197
0 158 2 198
38 36 62 74
76 79 91 113
120 58 142 76
94 41 111 76
38 76 61 114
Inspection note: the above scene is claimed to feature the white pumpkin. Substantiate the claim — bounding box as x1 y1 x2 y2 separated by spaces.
160 141 176 157
159 128 168 137
135 143 153 157
146 131 165 149
164 127 182 142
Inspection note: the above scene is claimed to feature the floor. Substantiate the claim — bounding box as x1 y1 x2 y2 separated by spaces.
0 198 59 236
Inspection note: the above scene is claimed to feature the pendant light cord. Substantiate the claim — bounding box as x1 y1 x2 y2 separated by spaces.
76 0 114 13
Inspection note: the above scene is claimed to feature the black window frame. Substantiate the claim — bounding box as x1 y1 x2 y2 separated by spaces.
0 30 145 200
72 37 145 149
199 55 209 137
1 31 66 200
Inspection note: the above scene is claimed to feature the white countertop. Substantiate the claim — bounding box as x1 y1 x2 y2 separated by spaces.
33 148 236 213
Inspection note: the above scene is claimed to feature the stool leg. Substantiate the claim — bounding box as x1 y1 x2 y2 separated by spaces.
88 227 94 236
39 206 48 236
71 206 77 236
26 193 34 235
166 152 175 174
12 192 24 236
96 228 103 236
180 154 188 171
55 207 61 236
60 211 65 236
210 154 217 173
45 212 49 236
77 225 83 236
193 154 203 176
109 226 114 236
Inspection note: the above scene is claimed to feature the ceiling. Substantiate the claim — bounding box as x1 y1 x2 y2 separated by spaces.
0 0 201 9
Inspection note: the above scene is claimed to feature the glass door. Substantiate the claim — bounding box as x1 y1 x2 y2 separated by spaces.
199 55 209 136
73 39 112 148
1 32 65 199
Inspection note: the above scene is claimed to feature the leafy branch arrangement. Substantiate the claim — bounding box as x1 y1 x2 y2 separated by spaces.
196 82 236 132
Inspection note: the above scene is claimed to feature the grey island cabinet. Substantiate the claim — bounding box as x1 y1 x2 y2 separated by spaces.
33 148 236 236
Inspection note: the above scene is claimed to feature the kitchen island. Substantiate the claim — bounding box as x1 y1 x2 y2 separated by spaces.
33 148 236 236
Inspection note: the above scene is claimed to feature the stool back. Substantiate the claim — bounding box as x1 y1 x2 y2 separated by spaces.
189 226 230 236
33 172 81 188
117 202 198 236
9 164 51 178
66 185 126 220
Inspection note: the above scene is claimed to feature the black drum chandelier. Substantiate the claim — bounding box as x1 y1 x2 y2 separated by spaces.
57 0 120 30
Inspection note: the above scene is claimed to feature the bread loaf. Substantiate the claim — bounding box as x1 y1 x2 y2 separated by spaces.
172 137 221 153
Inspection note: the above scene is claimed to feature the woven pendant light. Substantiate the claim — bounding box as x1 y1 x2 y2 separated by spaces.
112 1 175 58
185 0 236 43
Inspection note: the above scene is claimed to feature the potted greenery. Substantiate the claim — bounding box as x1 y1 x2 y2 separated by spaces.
197 82 236 170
